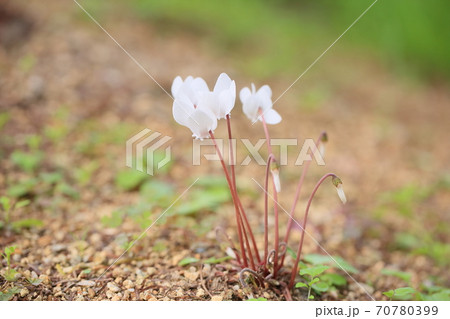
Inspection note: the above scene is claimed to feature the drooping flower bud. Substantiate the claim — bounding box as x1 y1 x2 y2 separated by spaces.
225 247 237 259
332 176 347 204
270 160 281 193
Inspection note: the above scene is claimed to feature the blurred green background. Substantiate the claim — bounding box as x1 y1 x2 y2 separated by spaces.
120 0 450 81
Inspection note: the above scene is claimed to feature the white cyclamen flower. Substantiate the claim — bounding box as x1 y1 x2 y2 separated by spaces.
206 73 236 120
171 76 217 139
239 83 281 124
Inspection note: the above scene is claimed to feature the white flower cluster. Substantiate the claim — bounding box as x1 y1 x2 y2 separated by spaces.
171 73 281 139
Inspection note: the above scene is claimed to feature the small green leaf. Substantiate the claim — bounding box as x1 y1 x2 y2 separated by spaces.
0 196 11 211
15 199 31 209
115 169 148 191
3 268 19 282
295 282 308 288
0 287 20 301
381 268 412 283
27 277 43 286
304 254 359 274
312 281 330 293
11 218 43 231
203 256 232 264
300 265 329 278
321 273 347 287
178 257 199 266
309 295 314 299
7 179 38 198
383 287 416 300
101 211 124 228
5 245 17 256
11 151 43 173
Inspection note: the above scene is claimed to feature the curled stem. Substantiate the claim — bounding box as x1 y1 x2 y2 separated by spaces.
260 110 280 277
288 173 337 288
280 131 327 268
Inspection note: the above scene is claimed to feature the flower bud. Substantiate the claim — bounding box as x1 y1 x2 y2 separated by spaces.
332 176 347 204
226 247 237 259
319 132 328 158
270 161 281 193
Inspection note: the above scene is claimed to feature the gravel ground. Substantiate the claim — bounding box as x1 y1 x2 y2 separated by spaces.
1 0 449 300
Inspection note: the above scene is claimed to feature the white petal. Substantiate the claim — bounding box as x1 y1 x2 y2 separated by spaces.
198 92 220 118
257 84 272 99
239 87 251 104
242 96 260 122
187 109 217 139
191 77 209 93
218 83 236 118
271 169 281 193
172 97 193 126
336 184 347 204
213 73 232 93
263 108 282 124
171 76 183 97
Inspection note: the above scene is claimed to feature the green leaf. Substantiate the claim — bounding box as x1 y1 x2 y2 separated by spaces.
0 287 20 301
320 273 347 287
140 180 174 205
15 199 31 209
11 151 43 173
0 196 11 211
0 112 10 130
295 282 308 288
101 211 125 228
175 187 230 216
178 257 199 266
300 265 329 278
56 183 80 199
4 246 17 256
423 291 450 301
309 295 314 299
3 268 19 282
203 256 232 264
40 172 64 185
27 277 43 286
381 268 412 283
7 179 38 198
383 287 416 300
11 218 43 231
312 281 330 293
304 254 359 274
115 169 148 191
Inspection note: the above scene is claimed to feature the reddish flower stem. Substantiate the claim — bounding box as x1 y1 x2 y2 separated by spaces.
259 110 280 277
288 173 337 288
280 131 326 267
226 115 261 265
263 154 276 270
209 130 248 268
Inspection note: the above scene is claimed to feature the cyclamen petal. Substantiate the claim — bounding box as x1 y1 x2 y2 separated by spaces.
172 97 193 127
211 73 236 119
263 109 282 125
186 109 217 139
240 83 280 124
